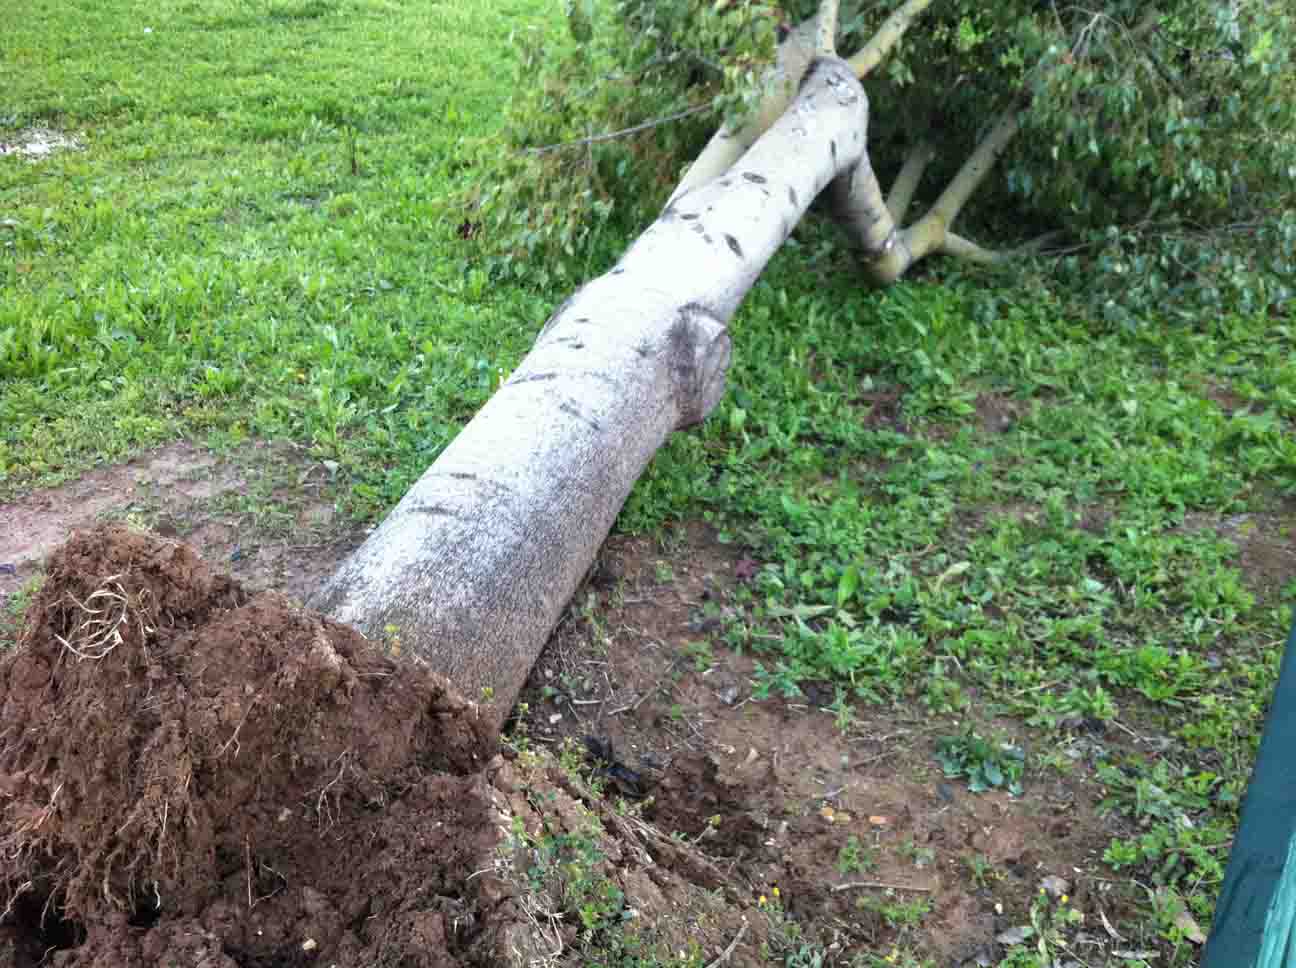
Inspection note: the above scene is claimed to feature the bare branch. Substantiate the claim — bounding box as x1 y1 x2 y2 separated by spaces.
938 232 1006 263
667 18 819 204
886 140 936 223
925 107 1020 229
847 0 938 79
704 919 749 968
816 0 840 56
526 101 717 155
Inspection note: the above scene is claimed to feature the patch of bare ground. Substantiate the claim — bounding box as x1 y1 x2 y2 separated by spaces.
0 526 768 967
1180 502 1296 602
0 127 83 160
517 523 1148 966
0 439 368 645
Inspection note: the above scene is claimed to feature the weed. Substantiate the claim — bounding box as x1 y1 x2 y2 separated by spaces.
681 640 715 673
1 573 45 647
935 728 1026 795
837 835 877 876
965 854 997 889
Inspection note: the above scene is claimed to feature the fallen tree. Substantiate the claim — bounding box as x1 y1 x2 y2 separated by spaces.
312 0 1295 728
311 50 872 727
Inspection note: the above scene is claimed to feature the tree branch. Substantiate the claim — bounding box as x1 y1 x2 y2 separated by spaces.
938 232 1005 263
526 101 717 155
816 0 840 56
886 140 936 223
667 17 819 204
846 0 938 79
924 107 1020 229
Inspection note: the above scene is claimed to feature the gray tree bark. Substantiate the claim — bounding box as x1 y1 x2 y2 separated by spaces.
310 57 869 731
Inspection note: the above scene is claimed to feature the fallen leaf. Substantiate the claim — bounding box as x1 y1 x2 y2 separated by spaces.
1175 909 1206 945
819 805 836 823
1156 887 1206 945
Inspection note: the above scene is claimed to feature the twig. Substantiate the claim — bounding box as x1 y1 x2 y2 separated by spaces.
705 919 748 968
526 102 716 155
609 656 682 715
832 880 933 893
217 699 258 759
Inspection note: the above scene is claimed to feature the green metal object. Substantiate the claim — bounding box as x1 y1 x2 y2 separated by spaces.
1203 616 1296 967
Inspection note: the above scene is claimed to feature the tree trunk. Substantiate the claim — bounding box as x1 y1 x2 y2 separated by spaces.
311 57 870 731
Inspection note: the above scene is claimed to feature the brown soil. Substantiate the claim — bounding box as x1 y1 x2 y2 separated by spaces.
0 526 767 967
0 439 367 643
516 523 1153 966
0 526 503 966
3 444 1253 966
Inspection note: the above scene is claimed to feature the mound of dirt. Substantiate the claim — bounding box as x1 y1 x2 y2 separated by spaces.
0 526 765 968
0 525 507 967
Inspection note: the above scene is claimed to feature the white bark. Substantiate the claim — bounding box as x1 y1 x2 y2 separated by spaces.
311 58 869 731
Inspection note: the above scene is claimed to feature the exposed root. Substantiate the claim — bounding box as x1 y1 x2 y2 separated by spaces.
52 577 154 661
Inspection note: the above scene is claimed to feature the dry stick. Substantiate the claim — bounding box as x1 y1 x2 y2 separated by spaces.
705 919 749 968
886 140 936 223
833 880 934 893
922 107 1021 233
847 0 938 78
815 0 841 55
526 102 717 155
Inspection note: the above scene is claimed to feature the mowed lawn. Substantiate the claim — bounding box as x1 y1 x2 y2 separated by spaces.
4 1 1296 964
1 0 554 512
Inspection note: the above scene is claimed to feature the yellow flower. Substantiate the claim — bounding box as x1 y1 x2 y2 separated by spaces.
1061 894 1069 904
772 886 780 898
758 895 767 906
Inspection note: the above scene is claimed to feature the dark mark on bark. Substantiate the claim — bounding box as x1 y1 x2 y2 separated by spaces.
669 303 728 428
741 172 767 184
559 400 602 432
537 294 576 340
679 212 699 221
509 372 559 385
448 472 475 480
410 504 454 517
724 234 743 259
788 186 798 207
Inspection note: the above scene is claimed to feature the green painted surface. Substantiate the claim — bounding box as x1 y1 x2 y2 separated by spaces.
1203 617 1296 967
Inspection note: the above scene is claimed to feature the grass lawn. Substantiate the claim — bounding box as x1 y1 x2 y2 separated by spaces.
1 0 555 513
3 0 1296 965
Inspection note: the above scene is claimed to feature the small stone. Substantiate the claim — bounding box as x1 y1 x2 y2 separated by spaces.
995 926 1030 946
302 938 318 953
1040 874 1071 898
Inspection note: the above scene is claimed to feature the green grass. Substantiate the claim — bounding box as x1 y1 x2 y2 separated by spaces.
4 1 1296 964
1 0 555 511
619 242 1295 961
